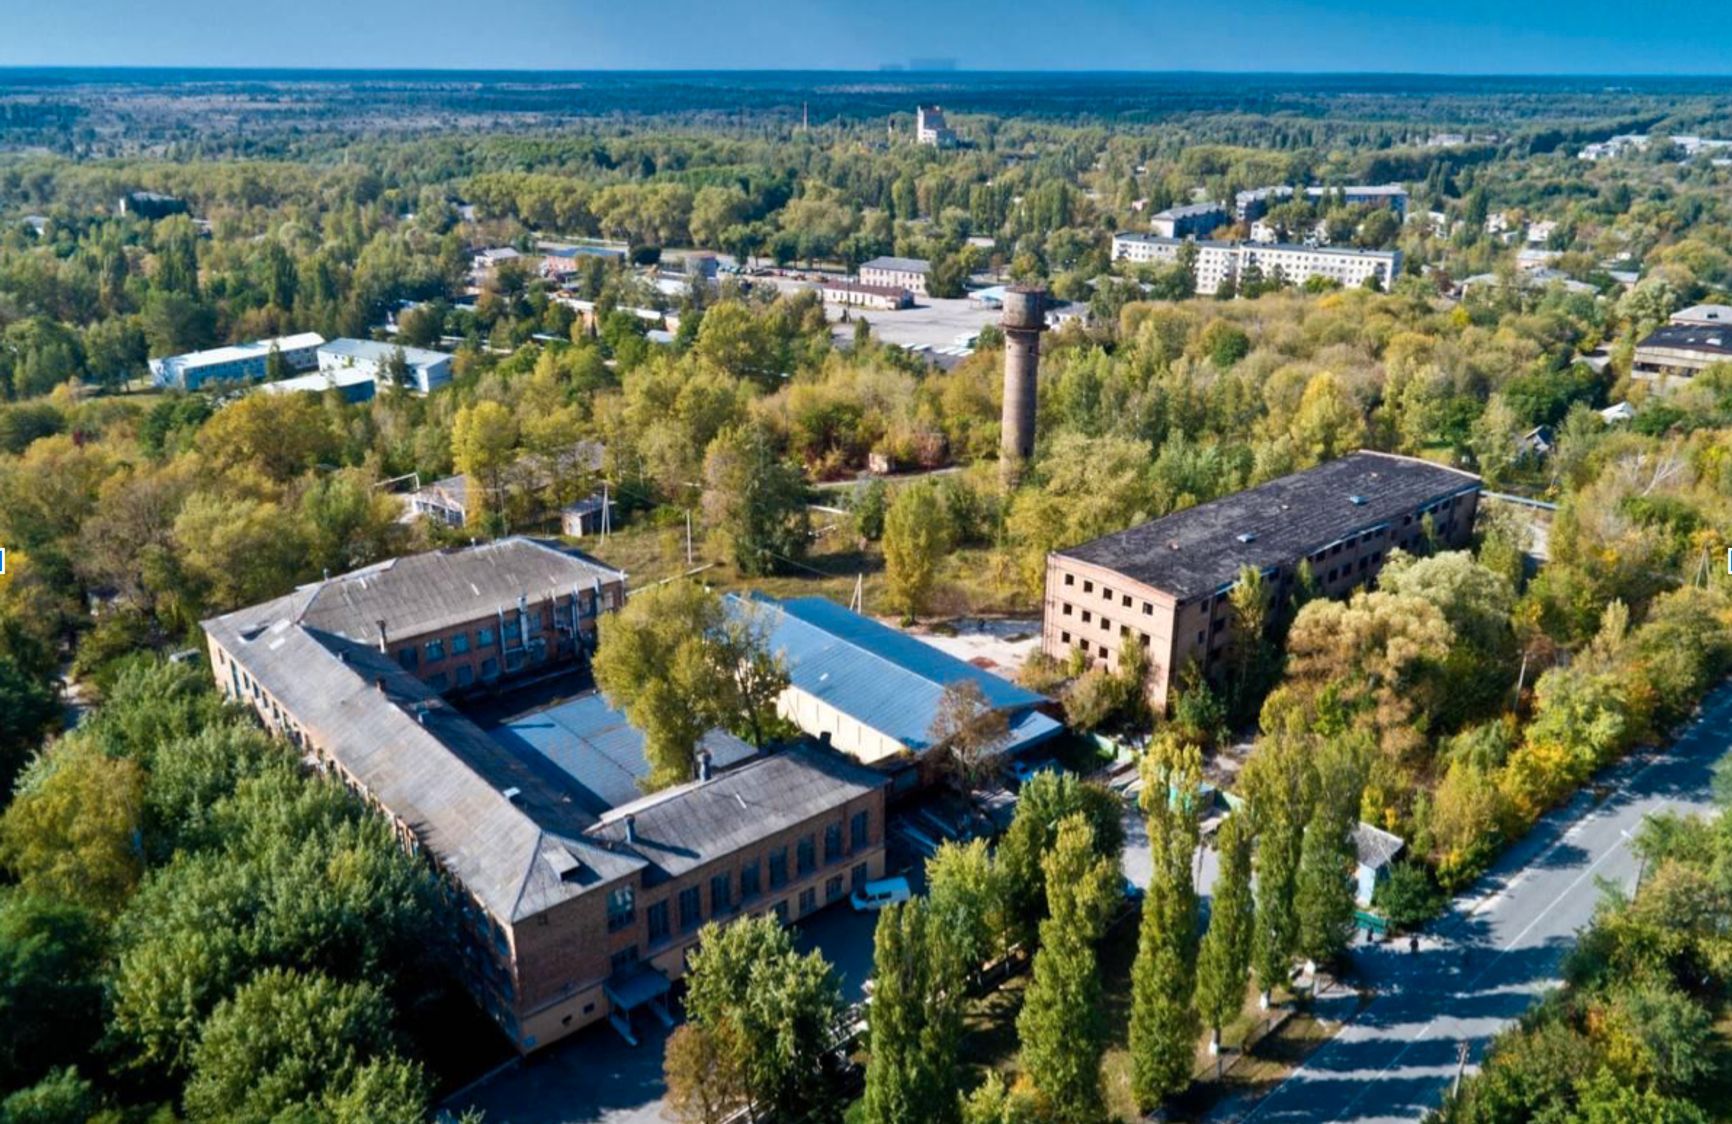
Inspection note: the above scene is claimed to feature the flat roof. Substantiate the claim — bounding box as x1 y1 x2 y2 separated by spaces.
1635 322 1732 357
258 367 376 396
1154 202 1226 218
319 337 451 369
159 332 326 371
1113 233 1397 261
1055 451 1481 602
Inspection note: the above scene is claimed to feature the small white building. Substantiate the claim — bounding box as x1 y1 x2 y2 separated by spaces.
915 106 957 148
821 280 913 311
1353 823 1406 907
403 474 469 527
560 493 616 538
318 338 454 395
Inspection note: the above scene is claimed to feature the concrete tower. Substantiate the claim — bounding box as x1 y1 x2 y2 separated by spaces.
1000 286 1048 482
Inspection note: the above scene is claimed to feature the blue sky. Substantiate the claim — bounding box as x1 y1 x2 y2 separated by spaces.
2 0 1728 74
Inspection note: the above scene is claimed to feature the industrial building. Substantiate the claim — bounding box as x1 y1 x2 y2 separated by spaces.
740 594 1062 793
318 338 454 395
149 332 326 390
915 105 957 147
1148 201 1228 239
203 539 887 1052
1111 234 1401 294
1042 452 1481 709
859 256 932 297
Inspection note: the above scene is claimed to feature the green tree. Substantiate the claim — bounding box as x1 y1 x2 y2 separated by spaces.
1246 734 1309 1008
925 837 1013 973
1129 737 1202 1110
592 582 787 790
1016 815 1119 1123
1295 741 1364 967
451 400 520 530
883 482 954 619
682 914 844 1120
664 1019 750 1124
927 679 1011 787
0 893 105 1091
863 898 964 1124
701 424 810 577
0 741 144 916
997 771 1125 945
182 967 426 1122
0 1066 97 1124
1194 812 1255 1061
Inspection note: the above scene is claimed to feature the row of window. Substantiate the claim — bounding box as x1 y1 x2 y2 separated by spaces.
633 811 872 948
629 864 872 956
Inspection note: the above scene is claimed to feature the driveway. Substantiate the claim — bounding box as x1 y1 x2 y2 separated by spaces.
1214 683 1732 1123
447 902 881 1123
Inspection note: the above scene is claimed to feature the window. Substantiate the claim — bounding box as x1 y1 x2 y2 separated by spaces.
1102 586 1112 600
1100 616 1111 631
797 836 816 877
611 946 639 973
852 863 869 892
425 638 445 661
851 810 869 851
824 823 843 864
481 657 499 680
678 886 702 932
711 873 731 915
798 887 817 915
1061 630 1071 644
769 847 788 889
1211 618 1226 634
773 900 789 923
456 665 474 689
427 672 449 692
1196 631 1205 645
740 860 761 900
478 627 496 647
646 900 669 943
1081 610 1092 624
826 876 844 903
1083 580 1094 593
606 885 635 932
1063 573 1074 587
452 632 471 655
1061 603 1072 616
1122 594 1132 608
398 648 418 671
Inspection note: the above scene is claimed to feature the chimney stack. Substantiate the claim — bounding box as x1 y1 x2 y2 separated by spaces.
376 619 388 653
698 749 712 783
999 286 1049 486
624 814 638 844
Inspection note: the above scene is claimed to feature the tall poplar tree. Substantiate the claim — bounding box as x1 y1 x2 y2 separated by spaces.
1246 732 1311 1008
1195 811 1255 1065
1129 735 1203 1110
862 899 963 1124
1016 814 1118 1124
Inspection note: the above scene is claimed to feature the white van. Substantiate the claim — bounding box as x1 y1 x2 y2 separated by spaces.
850 876 913 912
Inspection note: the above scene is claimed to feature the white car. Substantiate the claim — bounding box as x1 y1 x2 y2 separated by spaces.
850 876 913 912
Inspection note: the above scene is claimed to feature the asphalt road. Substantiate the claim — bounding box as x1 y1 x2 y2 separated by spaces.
1220 682 1732 1124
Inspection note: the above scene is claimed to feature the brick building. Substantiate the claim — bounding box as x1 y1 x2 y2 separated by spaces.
203 539 888 1052
1041 452 1481 709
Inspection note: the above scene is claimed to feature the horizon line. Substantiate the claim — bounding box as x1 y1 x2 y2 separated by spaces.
2 65 1732 80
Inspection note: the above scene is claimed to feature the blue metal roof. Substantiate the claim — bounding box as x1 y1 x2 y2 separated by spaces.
490 692 755 816
737 595 1062 757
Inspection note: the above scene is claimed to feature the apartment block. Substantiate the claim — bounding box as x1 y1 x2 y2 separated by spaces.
1041 452 1480 709
1111 234 1401 294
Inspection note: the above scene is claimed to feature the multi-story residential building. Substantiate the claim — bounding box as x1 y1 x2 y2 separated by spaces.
1632 322 1732 388
1111 235 1400 294
149 332 326 390
1041 452 1481 710
318 338 454 395
203 538 888 1053
915 105 957 147
1149 201 1228 240
859 256 931 297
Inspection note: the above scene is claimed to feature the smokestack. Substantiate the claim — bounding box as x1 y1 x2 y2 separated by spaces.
698 749 712 783
517 594 531 649
1000 286 1049 486
624 814 638 844
376 619 389 653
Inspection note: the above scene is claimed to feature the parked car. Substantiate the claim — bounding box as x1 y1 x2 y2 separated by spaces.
850 876 913 912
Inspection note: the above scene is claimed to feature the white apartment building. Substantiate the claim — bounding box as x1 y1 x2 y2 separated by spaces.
1111 234 1400 295
915 106 957 147
150 332 326 390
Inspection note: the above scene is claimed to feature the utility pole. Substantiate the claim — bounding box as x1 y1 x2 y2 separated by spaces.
850 573 863 614
1452 1041 1470 1099
685 509 694 565
601 482 611 541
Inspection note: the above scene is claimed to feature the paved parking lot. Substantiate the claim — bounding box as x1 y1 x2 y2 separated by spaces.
755 276 1001 359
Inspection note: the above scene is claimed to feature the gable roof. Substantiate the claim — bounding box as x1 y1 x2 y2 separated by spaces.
1353 822 1406 871
738 594 1061 755
294 537 622 644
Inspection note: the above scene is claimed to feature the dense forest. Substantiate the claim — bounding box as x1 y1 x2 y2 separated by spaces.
1 74 1730 1120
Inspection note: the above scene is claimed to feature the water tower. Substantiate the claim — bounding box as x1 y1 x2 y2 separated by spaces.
999 286 1049 482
